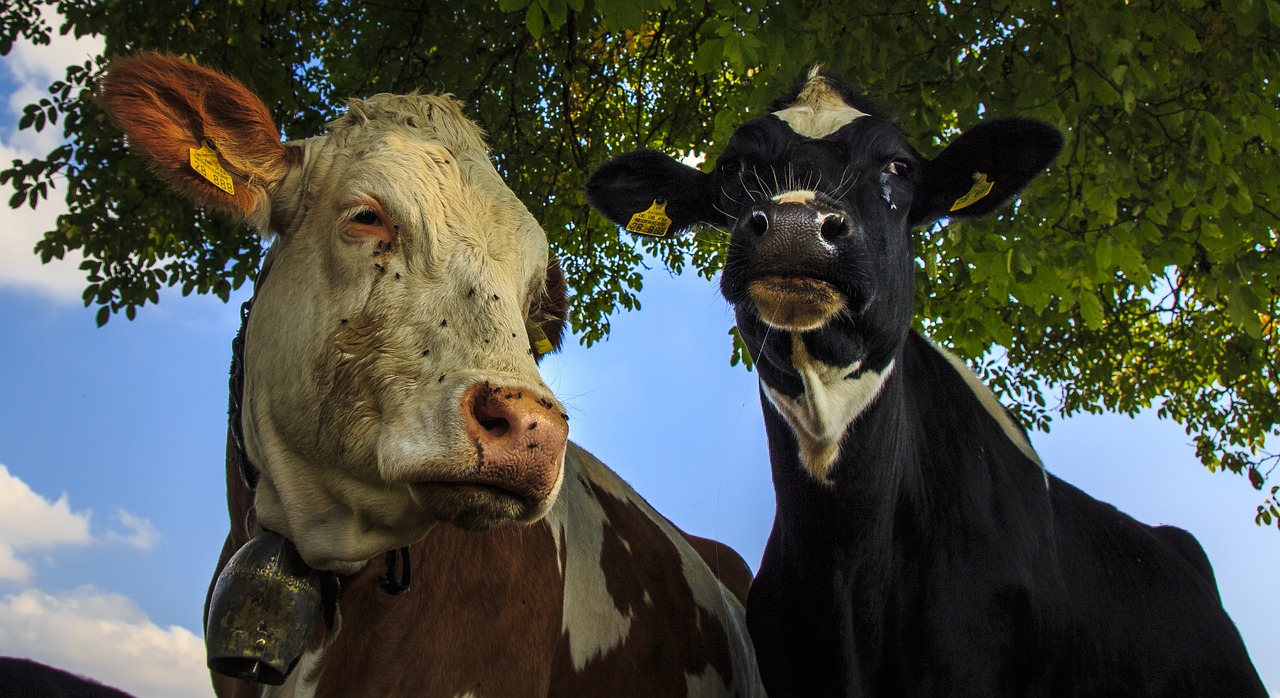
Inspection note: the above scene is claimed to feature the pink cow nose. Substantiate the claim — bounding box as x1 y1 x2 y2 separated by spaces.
461 382 569 503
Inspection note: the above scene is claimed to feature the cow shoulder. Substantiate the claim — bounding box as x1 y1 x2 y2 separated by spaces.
545 443 759 696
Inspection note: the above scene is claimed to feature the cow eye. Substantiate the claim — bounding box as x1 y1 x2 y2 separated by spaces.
718 159 742 175
345 205 393 244
886 161 911 177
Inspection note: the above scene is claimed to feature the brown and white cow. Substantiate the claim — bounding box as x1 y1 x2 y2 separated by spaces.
97 53 761 697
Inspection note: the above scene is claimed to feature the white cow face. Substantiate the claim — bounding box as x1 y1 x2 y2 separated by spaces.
99 55 570 571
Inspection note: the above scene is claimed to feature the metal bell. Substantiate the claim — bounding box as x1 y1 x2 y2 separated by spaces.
205 530 322 685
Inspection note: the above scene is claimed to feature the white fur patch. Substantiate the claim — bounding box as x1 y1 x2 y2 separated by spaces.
932 343 1045 475
543 446 635 670
773 69 867 139
762 335 893 481
773 190 817 204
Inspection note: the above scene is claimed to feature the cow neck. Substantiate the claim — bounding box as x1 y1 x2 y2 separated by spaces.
227 256 413 597
754 332 1059 692
762 331 1055 572
759 364 908 559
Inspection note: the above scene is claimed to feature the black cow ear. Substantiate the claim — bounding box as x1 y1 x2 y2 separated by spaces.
909 118 1063 228
586 149 717 235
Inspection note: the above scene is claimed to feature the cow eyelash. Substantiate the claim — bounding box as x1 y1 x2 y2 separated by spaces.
351 208 383 226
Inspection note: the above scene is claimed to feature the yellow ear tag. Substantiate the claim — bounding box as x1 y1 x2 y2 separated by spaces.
949 172 994 212
624 200 673 238
528 323 554 355
189 141 235 195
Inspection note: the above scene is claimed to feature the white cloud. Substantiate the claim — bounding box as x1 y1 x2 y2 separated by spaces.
104 508 161 550
3 7 100 87
0 134 87 302
0 586 213 698
0 464 161 582
0 546 32 587
0 464 92 583
0 468 209 695
0 12 103 302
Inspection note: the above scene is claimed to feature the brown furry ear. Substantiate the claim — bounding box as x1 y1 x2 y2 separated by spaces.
96 52 290 228
529 257 568 362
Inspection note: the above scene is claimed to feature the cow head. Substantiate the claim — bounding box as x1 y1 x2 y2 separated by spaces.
99 53 570 571
588 67 1061 478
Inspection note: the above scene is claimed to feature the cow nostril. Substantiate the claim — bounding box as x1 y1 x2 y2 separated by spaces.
820 214 848 241
748 210 769 236
469 392 512 438
478 417 509 437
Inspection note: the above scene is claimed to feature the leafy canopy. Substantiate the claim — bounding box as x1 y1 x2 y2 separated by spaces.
2 0 1278 526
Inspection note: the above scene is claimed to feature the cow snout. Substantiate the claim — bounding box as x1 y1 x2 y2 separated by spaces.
461 382 569 504
736 200 848 332
745 201 850 243
737 201 844 274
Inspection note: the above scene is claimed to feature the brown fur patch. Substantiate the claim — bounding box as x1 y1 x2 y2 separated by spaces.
307 525 563 697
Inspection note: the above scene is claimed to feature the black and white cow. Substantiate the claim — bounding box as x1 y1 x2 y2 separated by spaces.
586 68 1268 697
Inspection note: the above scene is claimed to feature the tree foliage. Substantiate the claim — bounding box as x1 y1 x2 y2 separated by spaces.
3 0 1278 523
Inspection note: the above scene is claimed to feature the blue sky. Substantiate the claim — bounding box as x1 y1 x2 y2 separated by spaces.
0 30 1275 698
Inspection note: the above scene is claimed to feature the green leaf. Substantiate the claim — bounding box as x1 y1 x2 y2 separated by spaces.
1169 22 1202 52
1078 291 1104 329
95 305 109 327
693 38 724 74
1094 235 1113 271
525 4 545 38
1231 188 1253 215
1236 0 1263 34
542 0 568 29
729 325 755 371
599 0 645 29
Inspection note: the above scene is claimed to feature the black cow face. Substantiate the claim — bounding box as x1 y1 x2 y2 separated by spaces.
587 67 1062 409
713 101 922 388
